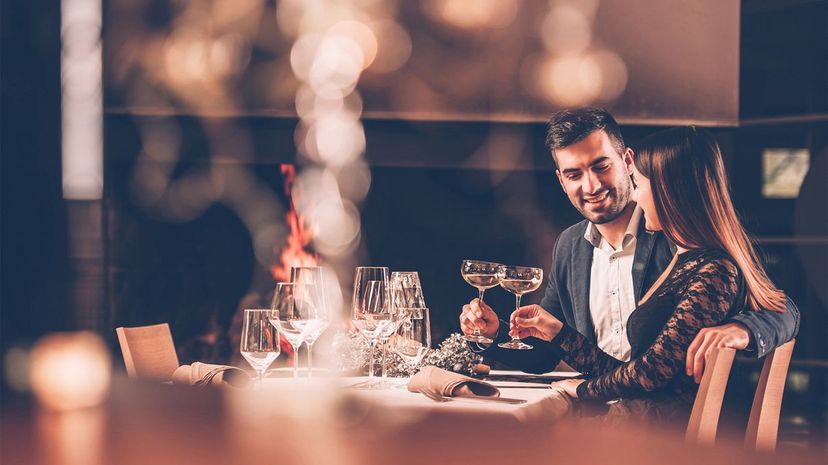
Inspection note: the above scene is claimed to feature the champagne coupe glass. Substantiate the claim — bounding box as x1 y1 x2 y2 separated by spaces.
390 307 431 373
496 265 543 350
460 260 502 344
240 309 281 388
270 282 313 379
352 267 391 384
290 266 329 378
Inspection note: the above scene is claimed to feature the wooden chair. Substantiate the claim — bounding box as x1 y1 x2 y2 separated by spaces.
685 347 737 446
685 339 796 452
116 323 180 381
744 339 795 452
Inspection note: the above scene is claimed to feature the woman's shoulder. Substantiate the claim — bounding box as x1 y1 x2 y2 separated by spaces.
679 248 739 276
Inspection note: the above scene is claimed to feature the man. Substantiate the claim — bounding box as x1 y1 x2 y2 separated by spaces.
459 107 799 382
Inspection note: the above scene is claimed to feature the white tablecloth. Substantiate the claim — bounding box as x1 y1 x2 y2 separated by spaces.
260 374 573 426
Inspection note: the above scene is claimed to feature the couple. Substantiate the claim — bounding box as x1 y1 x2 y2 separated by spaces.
459 107 799 424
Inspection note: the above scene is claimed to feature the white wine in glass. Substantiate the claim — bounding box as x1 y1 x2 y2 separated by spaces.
496 265 543 350
461 260 502 344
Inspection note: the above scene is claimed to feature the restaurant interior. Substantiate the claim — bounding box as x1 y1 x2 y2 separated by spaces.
2 0 827 463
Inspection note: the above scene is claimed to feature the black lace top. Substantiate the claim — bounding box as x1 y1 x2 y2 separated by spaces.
552 248 746 406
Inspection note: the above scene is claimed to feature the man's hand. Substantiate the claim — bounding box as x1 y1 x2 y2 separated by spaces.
509 304 564 342
459 299 499 340
686 322 751 383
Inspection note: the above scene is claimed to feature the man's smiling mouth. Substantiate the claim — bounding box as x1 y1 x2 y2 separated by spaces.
583 191 609 204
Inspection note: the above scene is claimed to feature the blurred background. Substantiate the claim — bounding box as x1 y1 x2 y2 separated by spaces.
2 0 826 452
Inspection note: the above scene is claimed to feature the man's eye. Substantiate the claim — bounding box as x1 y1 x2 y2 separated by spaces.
594 164 609 172
567 174 581 181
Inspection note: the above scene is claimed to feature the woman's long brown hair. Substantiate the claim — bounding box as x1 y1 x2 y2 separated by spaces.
635 127 786 312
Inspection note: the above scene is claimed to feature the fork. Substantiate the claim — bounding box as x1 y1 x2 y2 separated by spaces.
418 387 527 405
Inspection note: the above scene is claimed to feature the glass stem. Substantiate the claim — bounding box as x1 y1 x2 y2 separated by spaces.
381 337 389 380
292 343 300 379
306 342 314 378
475 288 485 335
512 294 522 341
368 339 376 379
257 369 264 389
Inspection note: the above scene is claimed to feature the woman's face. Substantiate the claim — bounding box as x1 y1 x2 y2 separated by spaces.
631 164 662 231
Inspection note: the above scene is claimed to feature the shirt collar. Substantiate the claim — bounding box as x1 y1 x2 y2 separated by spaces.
583 205 643 249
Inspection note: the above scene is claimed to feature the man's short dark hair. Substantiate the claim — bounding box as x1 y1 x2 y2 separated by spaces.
544 107 626 168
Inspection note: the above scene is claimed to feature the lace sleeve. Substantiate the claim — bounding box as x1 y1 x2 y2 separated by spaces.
552 324 624 375
574 258 741 401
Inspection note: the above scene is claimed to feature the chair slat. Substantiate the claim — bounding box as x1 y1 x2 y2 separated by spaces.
685 347 736 446
115 323 180 381
744 339 796 452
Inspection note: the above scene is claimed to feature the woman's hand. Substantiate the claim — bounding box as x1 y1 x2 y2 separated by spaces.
508 304 564 342
551 379 585 399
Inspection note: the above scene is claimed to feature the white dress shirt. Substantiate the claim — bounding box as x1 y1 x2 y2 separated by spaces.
584 207 642 362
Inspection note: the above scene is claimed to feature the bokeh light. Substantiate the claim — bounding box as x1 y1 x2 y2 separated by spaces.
29 332 111 411
421 0 518 30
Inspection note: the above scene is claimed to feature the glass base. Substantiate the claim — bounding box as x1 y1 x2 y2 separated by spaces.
497 339 533 350
463 333 494 344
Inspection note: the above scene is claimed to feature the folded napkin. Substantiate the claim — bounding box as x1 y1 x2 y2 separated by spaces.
407 365 500 398
172 362 251 388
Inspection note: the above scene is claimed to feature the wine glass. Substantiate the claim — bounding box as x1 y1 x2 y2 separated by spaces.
240 309 281 387
496 265 543 350
290 266 329 378
390 271 426 310
460 260 502 344
390 307 431 373
384 271 426 381
352 267 392 384
270 282 314 379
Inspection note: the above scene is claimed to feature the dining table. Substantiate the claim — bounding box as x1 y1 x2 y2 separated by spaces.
4 369 822 465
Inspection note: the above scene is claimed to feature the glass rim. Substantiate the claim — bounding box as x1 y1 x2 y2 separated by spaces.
497 264 543 272
462 259 503 266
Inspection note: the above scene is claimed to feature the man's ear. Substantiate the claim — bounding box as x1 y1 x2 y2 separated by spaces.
623 148 635 175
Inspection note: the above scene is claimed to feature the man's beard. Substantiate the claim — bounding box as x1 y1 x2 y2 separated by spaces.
574 188 632 225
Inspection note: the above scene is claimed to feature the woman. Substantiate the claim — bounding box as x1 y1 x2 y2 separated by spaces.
511 126 788 424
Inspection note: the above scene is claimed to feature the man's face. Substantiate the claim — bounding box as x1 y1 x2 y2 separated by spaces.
554 130 634 224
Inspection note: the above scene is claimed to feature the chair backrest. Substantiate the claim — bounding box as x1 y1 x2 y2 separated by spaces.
685 347 737 446
744 339 796 452
116 323 180 381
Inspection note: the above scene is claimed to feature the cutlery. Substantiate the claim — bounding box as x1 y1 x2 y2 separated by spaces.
418 387 527 405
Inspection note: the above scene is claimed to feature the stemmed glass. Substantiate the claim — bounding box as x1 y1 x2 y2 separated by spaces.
390 307 431 373
240 309 281 388
461 260 502 344
290 266 329 378
352 267 392 384
390 271 426 309
496 265 543 350
383 271 426 382
270 282 314 379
